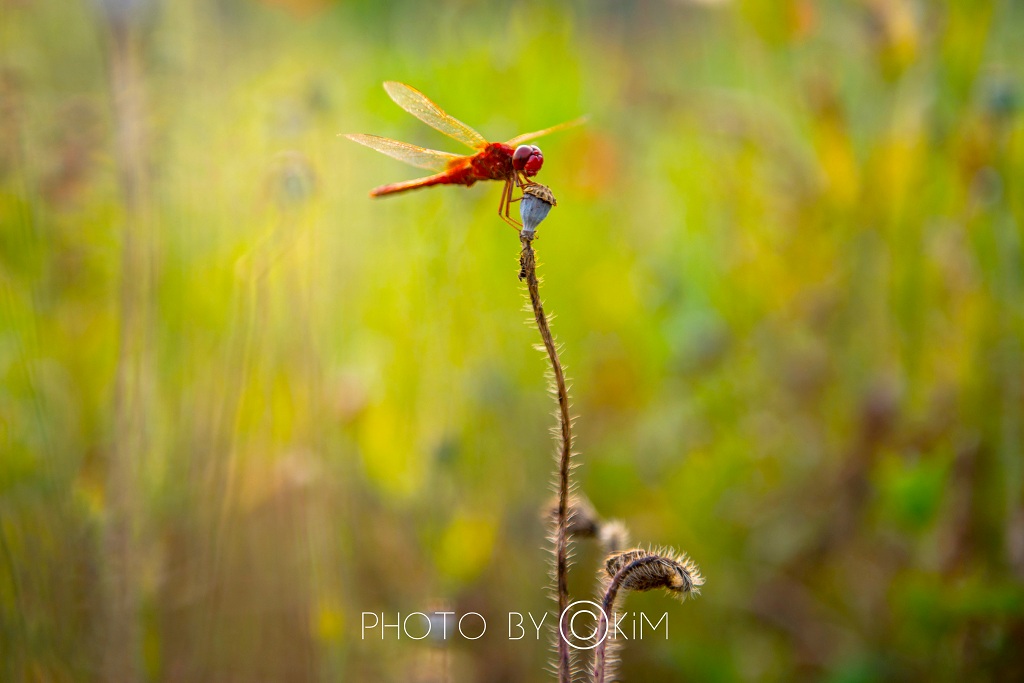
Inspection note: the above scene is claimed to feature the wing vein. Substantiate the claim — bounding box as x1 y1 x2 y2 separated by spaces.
505 116 589 146
345 134 466 171
384 81 489 150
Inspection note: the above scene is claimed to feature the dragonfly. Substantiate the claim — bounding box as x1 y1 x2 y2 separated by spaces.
345 81 584 228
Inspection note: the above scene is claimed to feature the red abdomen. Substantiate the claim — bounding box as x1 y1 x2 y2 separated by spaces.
370 163 477 197
369 143 515 197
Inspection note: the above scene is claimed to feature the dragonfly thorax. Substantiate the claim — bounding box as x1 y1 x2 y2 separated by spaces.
470 142 519 181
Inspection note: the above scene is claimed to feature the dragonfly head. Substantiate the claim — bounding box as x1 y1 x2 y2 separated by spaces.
513 144 544 177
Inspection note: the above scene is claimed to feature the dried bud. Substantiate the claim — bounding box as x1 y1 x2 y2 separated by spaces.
545 495 600 538
520 183 556 236
604 548 703 600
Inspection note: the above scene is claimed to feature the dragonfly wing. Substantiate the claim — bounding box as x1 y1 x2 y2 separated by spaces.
505 115 589 146
345 134 466 172
384 81 489 151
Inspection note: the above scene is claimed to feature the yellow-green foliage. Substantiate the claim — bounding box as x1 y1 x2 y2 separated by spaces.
2 1 1023 681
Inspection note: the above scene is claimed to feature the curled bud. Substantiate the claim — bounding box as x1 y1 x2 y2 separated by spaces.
519 183 557 237
604 548 704 600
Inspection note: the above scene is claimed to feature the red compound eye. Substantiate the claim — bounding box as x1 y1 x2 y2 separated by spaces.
513 145 544 176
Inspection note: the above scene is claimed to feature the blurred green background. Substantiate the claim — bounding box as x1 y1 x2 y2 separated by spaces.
3 0 1024 681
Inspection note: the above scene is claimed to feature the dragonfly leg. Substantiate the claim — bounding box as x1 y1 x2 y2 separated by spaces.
517 171 538 188
498 177 522 230
508 172 535 205
508 172 532 205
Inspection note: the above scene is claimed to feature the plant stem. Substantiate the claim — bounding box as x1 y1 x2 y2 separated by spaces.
592 556 663 683
104 16 149 683
520 234 573 683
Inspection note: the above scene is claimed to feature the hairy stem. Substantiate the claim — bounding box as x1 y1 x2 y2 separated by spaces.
593 556 664 683
520 234 573 683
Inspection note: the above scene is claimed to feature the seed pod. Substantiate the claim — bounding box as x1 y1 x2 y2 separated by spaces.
520 183 556 236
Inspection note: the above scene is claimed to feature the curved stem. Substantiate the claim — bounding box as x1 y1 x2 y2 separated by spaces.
520 234 573 683
593 556 664 683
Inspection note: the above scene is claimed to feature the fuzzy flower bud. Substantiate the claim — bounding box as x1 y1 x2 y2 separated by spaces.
604 548 704 600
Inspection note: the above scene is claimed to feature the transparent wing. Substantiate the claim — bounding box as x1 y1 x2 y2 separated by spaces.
384 81 489 150
344 134 467 171
505 115 589 146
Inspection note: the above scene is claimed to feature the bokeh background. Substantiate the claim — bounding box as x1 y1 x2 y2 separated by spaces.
3 0 1024 681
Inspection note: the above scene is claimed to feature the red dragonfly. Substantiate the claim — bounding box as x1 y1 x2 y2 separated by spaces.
345 81 584 228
